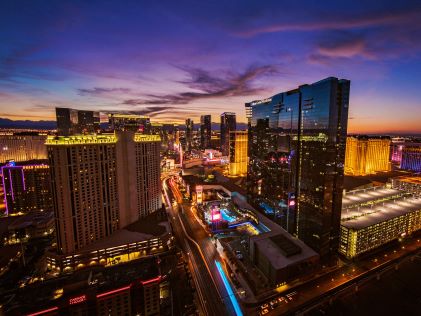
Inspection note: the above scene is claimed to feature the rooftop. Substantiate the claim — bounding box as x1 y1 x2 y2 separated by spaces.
79 211 170 253
342 187 407 209
46 134 117 145
393 176 421 185
2 258 159 314
341 196 421 230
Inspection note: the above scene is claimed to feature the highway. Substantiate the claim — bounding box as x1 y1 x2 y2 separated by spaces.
162 177 240 316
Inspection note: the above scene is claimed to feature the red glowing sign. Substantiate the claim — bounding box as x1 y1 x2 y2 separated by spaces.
288 200 295 207
69 295 87 305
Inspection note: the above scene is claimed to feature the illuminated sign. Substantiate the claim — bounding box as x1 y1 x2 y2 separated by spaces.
69 295 87 305
288 192 296 209
250 98 272 106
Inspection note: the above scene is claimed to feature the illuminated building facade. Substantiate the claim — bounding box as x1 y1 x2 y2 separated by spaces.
108 113 151 133
391 137 405 163
344 136 391 176
185 118 194 151
247 77 350 260
200 114 211 149
1 162 52 215
391 176 421 197
0 133 48 163
47 133 162 254
229 131 248 176
340 187 421 259
56 107 100 135
220 112 236 156
401 144 421 172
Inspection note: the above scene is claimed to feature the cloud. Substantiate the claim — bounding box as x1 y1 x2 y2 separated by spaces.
77 87 131 96
317 36 372 59
234 9 421 37
122 65 278 106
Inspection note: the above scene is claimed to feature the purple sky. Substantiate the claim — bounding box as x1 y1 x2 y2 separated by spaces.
1 0 421 133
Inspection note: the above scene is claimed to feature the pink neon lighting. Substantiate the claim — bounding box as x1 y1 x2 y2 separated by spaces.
140 276 161 285
1 167 8 215
96 285 131 298
26 306 59 316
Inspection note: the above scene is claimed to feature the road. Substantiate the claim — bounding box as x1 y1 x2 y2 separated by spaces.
258 232 421 315
163 177 240 316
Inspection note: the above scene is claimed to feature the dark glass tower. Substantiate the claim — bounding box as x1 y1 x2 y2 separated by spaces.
246 77 350 261
200 115 211 149
185 118 194 151
56 107 100 135
220 112 236 155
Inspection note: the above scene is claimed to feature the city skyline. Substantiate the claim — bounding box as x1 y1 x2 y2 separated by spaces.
1 1 421 134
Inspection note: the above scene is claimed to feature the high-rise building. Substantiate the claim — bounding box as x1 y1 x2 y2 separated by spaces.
229 131 248 176
47 132 161 254
108 113 151 133
391 137 406 163
185 118 194 151
1 161 52 215
344 136 391 176
247 77 350 261
56 107 100 135
116 132 162 226
401 144 421 172
0 132 48 163
220 112 236 156
200 115 211 149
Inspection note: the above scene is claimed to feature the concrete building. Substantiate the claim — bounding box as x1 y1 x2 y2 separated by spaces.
401 144 421 172
46 209 173 272
229 131 248 176
1 162 52 215
0 132 48 163
391 176 421 197
108 113 151 133
345 136 391 176
47 133 161 254
340 186 421 259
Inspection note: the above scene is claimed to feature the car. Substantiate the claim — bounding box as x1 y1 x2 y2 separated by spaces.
269 299 279 309
260 303 269 310
260 308 269 315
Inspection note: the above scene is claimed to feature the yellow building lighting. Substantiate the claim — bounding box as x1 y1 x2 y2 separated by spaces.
229 131 248 176
345 136 391 176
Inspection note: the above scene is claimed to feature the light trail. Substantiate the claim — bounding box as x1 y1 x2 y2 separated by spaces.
215 260 243 316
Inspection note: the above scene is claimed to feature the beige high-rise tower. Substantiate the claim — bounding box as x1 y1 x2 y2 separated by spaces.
47 132 161 254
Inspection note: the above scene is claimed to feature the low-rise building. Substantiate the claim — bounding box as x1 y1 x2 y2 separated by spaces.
46 210 174 273
340 186 421 259
391 176 421 196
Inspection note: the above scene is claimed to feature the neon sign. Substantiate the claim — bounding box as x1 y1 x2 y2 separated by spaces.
69 295 87 305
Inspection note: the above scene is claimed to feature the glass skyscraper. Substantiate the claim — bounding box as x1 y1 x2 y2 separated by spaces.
220 112 236 156
246 77 350 261
200 115 211 149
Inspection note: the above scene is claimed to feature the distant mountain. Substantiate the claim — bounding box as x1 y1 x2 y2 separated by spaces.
0 118 56 129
